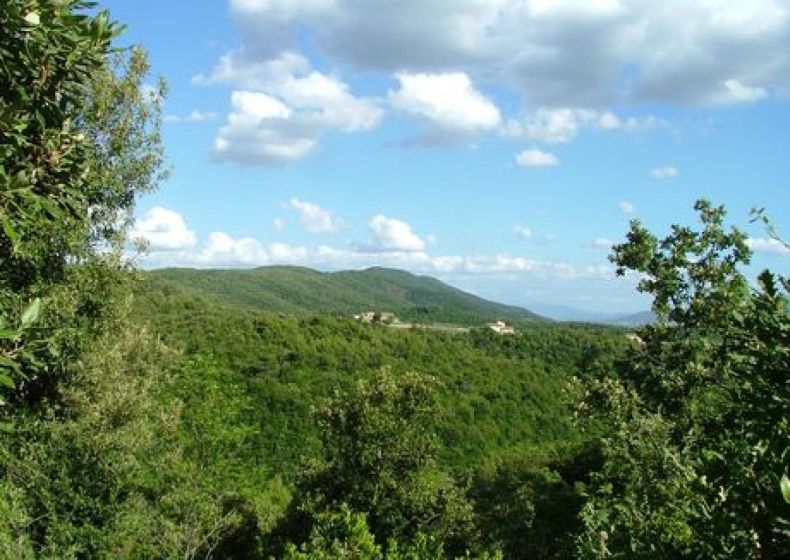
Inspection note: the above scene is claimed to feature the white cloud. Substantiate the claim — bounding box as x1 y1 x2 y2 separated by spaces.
269 241 309 261
389 72 501 143
193 50 311 88
618 201 635 214
503 108 664 144
289 198 344 234
365 215 426 252
273 218 285 231
131 207 197 251
516 148 559 167
505 108 598 144
650 165 679 179
513 224 533 239
746 237 790 255
164 110 219 123
209 54 383 165
197 232 269 265
221 0 790 108
212 90 313 164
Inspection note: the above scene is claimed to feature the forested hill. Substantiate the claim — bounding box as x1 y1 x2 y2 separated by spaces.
145 266 546 325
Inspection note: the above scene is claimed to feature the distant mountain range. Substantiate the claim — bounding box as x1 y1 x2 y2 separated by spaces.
145 266 546 325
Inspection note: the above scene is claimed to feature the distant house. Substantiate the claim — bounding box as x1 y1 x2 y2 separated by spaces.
488 320 515 335
355 311 396 325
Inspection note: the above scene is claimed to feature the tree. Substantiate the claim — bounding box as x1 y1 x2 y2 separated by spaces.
0 2 239 557
0 0 165 411
278 368 478 556
575 200 789 558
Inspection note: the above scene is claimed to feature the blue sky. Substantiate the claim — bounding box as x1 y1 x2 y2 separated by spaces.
111 0 789 314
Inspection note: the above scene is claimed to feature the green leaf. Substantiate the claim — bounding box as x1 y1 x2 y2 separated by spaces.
0 374 15 389
0 328 19 339
1 219 19 246
781 474 790 504
0 357 20 373
20 298 41 327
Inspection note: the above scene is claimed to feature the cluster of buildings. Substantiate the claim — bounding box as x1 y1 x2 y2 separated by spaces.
487 320 516 335
354 311 396 324
354 312 516 336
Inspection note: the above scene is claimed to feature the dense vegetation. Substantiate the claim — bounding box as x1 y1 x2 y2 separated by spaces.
147 266 545 325
1 2 787 558
133 280 622 477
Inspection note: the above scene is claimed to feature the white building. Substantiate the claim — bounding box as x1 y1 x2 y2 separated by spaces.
488 320 515 335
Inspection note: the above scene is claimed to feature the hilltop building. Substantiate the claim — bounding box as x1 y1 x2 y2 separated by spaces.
488 320 515 335
355 311 396 325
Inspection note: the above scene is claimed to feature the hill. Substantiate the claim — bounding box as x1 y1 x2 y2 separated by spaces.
144 266 546 325
609 310 656 326
528 304 656 326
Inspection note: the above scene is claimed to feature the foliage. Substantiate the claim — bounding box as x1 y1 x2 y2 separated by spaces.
283 506 504 560
129 280 628 557
0 0 165 413
0 2 237 558
576 200 790 558
275 369 478 555
133 282 623 477
471 443 601 559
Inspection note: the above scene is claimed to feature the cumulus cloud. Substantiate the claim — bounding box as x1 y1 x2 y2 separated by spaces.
618 201 635 214
222 0 790 108
516 148 559 167
273 218 285 231
289 198 344 234
198 232 269 265
364 215 427 252
650 165 679 179
746 237 790 255
389 72 501 144
208 53 383 165
131 207 197 251
212 90 311 164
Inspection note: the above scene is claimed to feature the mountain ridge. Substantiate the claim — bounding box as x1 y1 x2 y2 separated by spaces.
144 265 547 325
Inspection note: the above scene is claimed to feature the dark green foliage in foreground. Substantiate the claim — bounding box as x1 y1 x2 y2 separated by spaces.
471 443 602 559
147 265 545 325
0 0 165 415
576 201 790 558
278 370 478 556
0 2 238 557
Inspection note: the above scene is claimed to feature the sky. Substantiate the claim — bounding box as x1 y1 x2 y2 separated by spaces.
108 0 789 315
